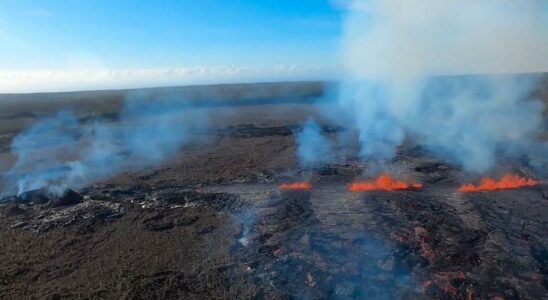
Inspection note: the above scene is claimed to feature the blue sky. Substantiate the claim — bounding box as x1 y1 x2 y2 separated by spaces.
0 0 346 92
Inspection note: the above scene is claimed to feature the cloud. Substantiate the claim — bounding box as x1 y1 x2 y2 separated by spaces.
0 65 338 93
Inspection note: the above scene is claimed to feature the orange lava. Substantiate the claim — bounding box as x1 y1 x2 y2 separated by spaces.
279 182 312 191
458 175 539 192
349 173 423 192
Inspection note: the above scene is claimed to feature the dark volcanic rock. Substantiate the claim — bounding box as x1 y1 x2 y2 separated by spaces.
226 124 295 138
414 161 457 184
144 221 174 231
224 123 341 139
175 215 200 226
50 189 83 207
18 188 50 204
1 202 26 217
10 189 82 207
158 190 243 212
0 195 18 204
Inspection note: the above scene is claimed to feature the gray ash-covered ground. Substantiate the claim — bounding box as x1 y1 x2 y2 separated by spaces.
0 81 547 299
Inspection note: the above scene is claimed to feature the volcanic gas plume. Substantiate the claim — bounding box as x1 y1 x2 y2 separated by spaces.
2 91 208 196
349 173 422 192
458 175 539 193
296 0 548 173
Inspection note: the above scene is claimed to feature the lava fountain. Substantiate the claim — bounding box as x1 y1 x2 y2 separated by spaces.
458 175 539 192
349 173 423 192
279 182 312 191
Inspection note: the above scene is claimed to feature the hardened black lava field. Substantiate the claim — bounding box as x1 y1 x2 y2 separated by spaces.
1 80 547 299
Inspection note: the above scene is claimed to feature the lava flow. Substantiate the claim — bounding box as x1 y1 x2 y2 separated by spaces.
458 174 539 192
349 173 423 192
279 182 312 191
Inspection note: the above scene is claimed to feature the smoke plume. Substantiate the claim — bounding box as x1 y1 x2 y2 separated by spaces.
296 119 333 168
4 92 207 196
309 0 548 172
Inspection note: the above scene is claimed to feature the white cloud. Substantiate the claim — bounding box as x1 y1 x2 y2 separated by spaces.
0 65 338 93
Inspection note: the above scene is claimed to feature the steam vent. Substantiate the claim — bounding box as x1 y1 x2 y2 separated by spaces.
1 1 547 299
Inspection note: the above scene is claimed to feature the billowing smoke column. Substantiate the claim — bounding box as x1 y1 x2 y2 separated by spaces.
4 92 207 196
300 0 548 172
296 119 333 168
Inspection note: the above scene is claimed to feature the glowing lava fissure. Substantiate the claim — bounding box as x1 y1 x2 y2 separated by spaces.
458 175 539 192
279 182 312 191
349 173 423 192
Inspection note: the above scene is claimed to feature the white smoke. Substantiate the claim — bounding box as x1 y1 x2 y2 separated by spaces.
322 0 548 172
4 91 208 196
343 0 548 78
296 119 333 168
